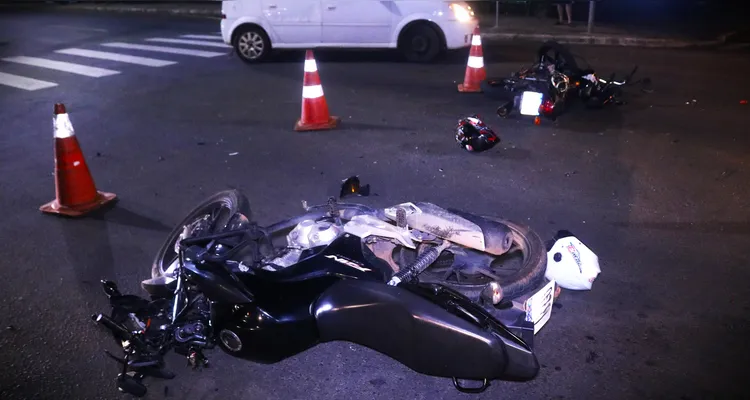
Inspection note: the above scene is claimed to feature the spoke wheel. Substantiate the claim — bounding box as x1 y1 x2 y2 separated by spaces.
398 218 547 301
233 26 271 63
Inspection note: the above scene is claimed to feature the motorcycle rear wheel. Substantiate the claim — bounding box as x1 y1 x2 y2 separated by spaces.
151 189 251 280
403 218 547 302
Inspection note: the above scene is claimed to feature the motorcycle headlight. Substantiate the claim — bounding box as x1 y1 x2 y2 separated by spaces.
450 3 474 23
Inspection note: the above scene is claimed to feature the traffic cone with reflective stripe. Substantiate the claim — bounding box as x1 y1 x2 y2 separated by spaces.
40 103 116 217
458 27 486 93
294 50 340 131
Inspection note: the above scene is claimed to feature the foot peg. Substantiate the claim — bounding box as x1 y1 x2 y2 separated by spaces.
101 280 122 298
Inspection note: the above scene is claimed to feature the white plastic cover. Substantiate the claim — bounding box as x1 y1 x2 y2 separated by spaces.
545 236 600 290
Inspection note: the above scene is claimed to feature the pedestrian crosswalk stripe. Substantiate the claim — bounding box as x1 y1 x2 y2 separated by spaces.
145 38 231 48
55 48 177 67
100 42 225 58
180 34 223 40
1 56 120 77
0 71 58 91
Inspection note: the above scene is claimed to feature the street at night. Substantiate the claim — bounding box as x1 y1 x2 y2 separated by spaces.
1 6 749 400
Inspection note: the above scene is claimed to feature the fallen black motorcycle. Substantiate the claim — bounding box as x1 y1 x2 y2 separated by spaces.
481 41 641 122
92 188 552 397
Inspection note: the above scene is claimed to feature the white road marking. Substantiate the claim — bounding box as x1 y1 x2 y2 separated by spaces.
1 56 120 77
48 25 109 33
0 71 58 91
180 34 223 40
55 48 177 67
100 42 225 58
145 38 230 48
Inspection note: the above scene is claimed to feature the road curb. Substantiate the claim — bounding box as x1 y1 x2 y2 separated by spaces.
481 32 724 48
58 5 221 17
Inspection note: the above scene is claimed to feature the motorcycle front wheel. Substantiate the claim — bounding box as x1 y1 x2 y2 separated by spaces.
151 189 251 280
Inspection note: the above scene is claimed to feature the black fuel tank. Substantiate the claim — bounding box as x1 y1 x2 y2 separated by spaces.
313 280 539 381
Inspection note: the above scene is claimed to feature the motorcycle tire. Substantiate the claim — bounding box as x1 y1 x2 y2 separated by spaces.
406 218 547 302
537 41 580 77
151 189 251 280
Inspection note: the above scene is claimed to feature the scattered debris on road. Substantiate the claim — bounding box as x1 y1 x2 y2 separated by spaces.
339 175 370 198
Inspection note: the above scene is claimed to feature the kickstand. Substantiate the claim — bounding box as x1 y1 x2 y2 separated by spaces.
104 349 128 365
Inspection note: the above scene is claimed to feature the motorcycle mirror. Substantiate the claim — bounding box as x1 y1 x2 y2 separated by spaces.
339 176 370 199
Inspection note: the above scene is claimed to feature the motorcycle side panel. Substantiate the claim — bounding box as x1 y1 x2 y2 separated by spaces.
313 280 539 381
182 261 254 304
213 302 321 364
216 235 392 363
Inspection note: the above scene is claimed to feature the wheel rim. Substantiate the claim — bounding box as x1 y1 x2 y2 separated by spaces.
158 204 236 278
417 229 528 287
238 32 265 59
410 35 429 55
408 218 544 299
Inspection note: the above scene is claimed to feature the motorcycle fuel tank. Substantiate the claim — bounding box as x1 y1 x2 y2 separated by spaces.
313 279 540 382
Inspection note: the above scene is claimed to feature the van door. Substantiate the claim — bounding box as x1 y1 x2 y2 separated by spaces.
321 0 394 45
261 0 322 45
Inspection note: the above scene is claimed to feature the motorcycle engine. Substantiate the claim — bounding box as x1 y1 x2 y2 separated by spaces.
266 219 343 269
287 219 343 249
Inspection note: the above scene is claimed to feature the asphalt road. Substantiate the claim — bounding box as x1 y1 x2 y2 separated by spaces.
1 9 749 400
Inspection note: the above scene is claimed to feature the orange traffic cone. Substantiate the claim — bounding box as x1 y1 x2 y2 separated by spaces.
294 50 340 131
458 26 486 93
40 103 117 217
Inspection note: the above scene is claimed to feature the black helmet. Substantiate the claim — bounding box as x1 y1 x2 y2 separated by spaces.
455 115 500 152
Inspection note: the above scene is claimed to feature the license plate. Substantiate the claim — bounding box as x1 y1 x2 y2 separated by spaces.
519 91 544 116
523 279 556 334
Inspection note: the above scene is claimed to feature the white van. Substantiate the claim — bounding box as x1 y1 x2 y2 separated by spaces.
220 0 478 63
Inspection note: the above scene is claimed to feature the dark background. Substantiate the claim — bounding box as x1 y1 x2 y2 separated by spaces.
2 0 749 28
469 0 749 26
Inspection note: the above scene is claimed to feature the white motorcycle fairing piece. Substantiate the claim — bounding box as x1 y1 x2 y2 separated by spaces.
545 234 600 290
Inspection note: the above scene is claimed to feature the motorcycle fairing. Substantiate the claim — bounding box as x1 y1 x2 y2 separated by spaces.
313 279 540 382
206 234 394 364
239 234 392 285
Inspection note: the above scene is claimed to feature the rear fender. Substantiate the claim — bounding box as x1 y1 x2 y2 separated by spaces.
228 17 274 44
313 280 539 381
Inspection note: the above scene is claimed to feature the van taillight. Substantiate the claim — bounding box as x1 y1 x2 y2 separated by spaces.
221 13 226 19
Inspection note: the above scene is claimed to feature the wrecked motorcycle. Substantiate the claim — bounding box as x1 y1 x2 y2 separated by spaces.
482 41 640 122
92 188 557 397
